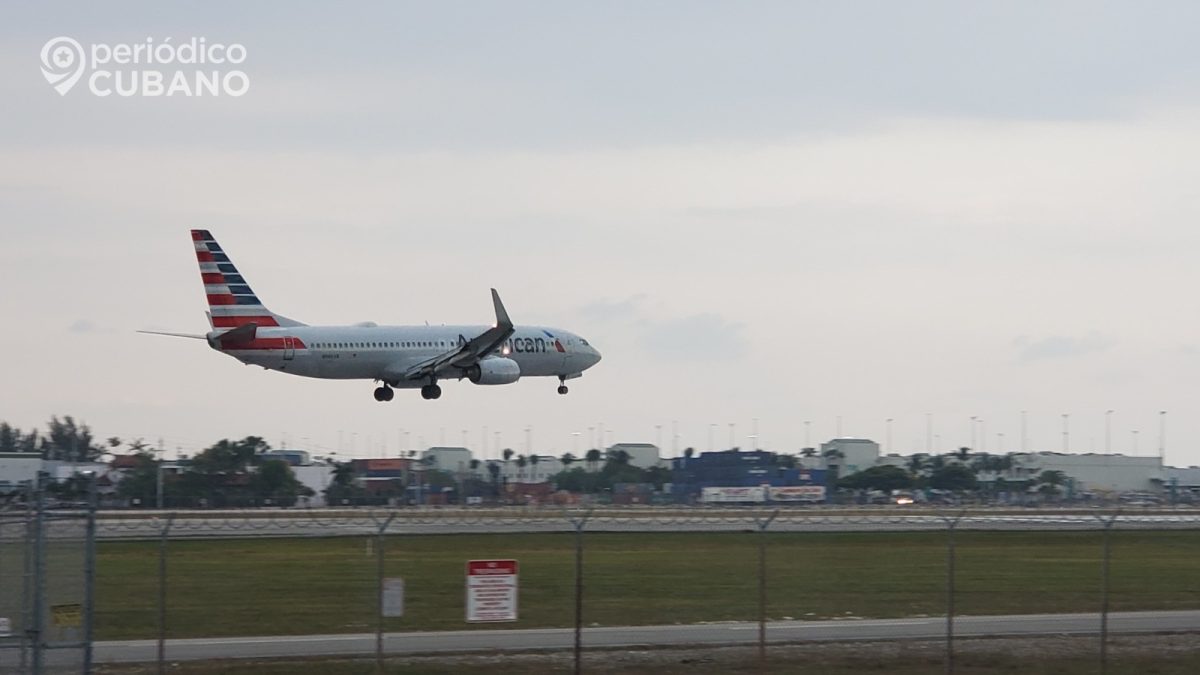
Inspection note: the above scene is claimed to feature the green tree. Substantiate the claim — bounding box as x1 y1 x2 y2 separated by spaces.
324 461 363 504
838 465 915 492
585 448 602 471
43 416 104 462
253 459 309 503
0 423 19 453
929 464 978 492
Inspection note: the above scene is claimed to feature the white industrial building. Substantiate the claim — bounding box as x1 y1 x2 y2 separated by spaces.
1004 452 1163 493
421 447 474 474
819 438 880 476
606 443 664 469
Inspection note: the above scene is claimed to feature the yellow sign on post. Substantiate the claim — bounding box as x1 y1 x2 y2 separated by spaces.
51 604 82 628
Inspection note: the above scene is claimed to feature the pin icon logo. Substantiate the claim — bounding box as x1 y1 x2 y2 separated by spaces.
41 36 85 95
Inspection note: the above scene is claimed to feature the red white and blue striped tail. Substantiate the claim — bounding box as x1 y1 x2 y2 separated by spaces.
191 230 305 329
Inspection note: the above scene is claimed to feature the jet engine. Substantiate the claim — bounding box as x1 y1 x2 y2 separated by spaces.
466 357 521 385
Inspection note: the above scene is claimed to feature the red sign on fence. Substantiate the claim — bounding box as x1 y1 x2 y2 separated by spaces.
466 559 518 622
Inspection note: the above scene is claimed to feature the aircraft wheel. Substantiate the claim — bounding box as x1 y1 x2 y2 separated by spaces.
557 385 569 395
373 386 389 402
429 384 442 399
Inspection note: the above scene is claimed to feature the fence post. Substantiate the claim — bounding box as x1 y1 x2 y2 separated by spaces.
756 509 779 668
157 514 175 675
83 474 98 674
375 511 398 674
19 480 36 674
30 473 47 675
941 510 965 675
1095 509 1120 675
566 508 593 675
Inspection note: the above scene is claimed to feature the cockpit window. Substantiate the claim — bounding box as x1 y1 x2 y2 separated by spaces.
580 339 589 346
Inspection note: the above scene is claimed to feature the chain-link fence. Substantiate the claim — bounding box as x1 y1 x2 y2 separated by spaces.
86 507 1200 673
0 474 96 675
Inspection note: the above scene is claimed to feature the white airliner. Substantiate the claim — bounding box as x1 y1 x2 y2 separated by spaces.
143 230 602 401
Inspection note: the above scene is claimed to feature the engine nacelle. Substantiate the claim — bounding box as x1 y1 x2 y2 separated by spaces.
466 357 521 385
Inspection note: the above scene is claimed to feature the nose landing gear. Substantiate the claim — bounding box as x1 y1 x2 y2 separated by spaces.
557 376 569 395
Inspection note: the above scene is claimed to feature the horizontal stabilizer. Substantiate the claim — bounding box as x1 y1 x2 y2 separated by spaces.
212 322 258 344
137 330 207 340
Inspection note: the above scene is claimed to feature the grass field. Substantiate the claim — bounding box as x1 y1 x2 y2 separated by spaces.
95 530 1200 641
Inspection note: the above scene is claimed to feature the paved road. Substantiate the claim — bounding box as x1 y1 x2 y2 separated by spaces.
94 511 1200 540
92 610 1200 663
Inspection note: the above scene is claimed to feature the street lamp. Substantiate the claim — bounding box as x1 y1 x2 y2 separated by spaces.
1105 410 1114 454
1061 413 1069 453
885 418 894 454
1159 411 1167 462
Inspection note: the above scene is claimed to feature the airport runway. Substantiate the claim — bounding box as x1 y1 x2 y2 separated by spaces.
93 610 1200 663
94 510 1200 539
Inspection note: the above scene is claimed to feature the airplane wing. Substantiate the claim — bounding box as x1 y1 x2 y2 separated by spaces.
401 289 515 381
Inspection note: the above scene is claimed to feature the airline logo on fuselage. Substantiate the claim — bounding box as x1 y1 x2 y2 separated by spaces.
460 331 566 355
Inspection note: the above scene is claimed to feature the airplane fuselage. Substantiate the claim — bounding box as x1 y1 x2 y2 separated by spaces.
220 323 599 387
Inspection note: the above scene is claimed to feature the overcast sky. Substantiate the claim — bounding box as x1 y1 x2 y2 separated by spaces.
3 2 1200 465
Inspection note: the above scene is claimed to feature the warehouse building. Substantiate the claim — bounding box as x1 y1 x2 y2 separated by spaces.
670 449 827 502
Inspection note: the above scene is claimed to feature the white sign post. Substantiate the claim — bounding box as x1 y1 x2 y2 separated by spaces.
382 577 405 618
466 559 518 622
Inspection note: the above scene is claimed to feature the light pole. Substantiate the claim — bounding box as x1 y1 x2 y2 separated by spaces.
886 418 894 454
1105 410 1114 454
752 418 759 451
571 431 580 455
1061 413 1069 453
804 421 811 448
997 432 1004 453
979 418 986 453
672 420 679 456
1159 411 1167 463
969 416 977 450
1132 430 1139 454
729 423 735 449
1020 410 1027 453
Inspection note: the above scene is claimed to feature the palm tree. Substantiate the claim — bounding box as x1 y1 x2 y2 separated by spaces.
529 455 541 481
486 461 501 493
515 455 528 481
800 448 817 458
502 448 514 462
560 453 577 466
585 448 602 471
683 447 695 459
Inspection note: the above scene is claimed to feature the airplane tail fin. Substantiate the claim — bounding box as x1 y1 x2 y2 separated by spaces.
191 230 306 329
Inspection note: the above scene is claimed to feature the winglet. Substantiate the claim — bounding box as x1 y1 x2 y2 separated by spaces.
491 288 512 329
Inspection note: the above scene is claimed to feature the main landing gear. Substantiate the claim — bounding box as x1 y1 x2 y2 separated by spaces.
420 383 442 400
373 385 394 402
557 376 569 395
